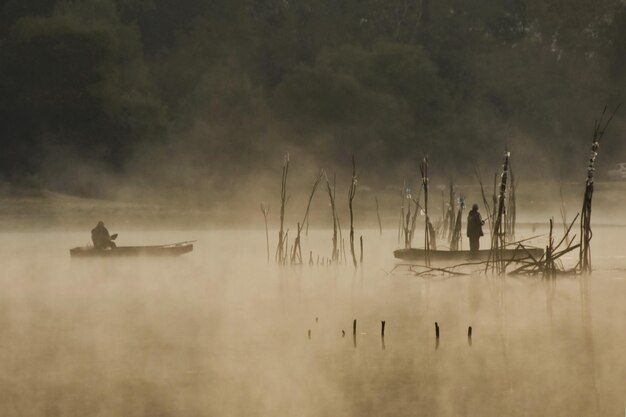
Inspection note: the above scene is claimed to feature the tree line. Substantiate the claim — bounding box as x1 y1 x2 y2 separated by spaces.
1 0 624 195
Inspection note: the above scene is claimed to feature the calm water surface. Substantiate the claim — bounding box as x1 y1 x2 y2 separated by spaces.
0 227 624 416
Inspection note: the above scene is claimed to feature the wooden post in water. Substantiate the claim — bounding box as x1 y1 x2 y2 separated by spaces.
506 166 517 242
474 168 494 237
276 153 289 264
545 219 555 279
324 173 339 262
487 151 510 275
359 235 363 264
375 196 382 236
260 203 270 262
420 156 430 266
468 325 472 346
579 105 619 273
447 179 455 242
403 184 412 249
348 155 358 268
398 188 404 246
381 321 386 350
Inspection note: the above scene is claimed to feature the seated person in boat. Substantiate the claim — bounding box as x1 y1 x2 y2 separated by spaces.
92 221 116 249
466 204 484 252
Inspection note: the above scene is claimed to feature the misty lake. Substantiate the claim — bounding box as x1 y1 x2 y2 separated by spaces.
0 227 624 417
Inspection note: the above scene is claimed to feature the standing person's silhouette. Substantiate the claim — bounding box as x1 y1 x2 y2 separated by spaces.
466 204 484 254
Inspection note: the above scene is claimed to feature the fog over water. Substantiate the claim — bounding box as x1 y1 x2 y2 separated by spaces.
3 1 626 414
0 224 625 417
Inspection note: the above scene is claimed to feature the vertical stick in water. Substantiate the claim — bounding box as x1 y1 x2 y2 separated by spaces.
506 165 517 242
404 189 412 249
260 203 270 262
276 153 289 263
375 196 382 236
447 179 455 243
546 218 556 279
325 173 339 262
488 151 510 274
441 188 446 228
420 156 430 266
292 171 323 264
492 172 497 223
291 222 301 263
559 183 568 238
348 155 358 268
450 202 464 251
359 235 363 264
474 168 494 237
408 187 422 248
398 188 404 246
283 230 289 265
579 105 619 273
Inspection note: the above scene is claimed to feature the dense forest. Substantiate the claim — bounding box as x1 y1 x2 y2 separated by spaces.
1 0 625 198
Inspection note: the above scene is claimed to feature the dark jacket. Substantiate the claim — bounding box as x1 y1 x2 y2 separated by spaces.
467 209 484 238
91 224 112 248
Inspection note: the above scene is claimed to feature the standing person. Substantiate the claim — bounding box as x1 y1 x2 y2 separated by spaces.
466 204 484 253
91 221 117 249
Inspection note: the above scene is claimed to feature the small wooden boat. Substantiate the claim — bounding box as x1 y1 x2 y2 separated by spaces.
70 242 194 258
394 247 544 263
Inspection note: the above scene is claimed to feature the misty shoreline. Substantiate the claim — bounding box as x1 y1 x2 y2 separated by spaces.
2 179 626 231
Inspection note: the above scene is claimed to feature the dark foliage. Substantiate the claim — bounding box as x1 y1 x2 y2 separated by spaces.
0 0 624 195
